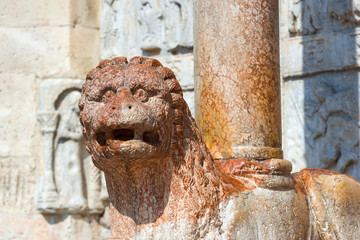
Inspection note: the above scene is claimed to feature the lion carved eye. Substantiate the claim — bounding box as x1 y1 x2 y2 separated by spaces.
102 90 115 103
133 89 148 102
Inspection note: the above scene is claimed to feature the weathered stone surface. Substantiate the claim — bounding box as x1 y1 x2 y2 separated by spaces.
0 0 71 27
37 79 106 214
0 78 38 216
71 26 101 78
287 0 360 36
280 0 360 181
0 157 37 214
2 0 359 239
0 212 101 240
101 0 193 58
0 73 37 157
194 0 282 160
283 72 360 179
80 57 360 239
281 28 360 78
0 26 99 78
100 0 360 183
0 0 100 28
282 80 307 172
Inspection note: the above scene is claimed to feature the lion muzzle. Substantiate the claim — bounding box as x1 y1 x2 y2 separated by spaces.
94 87 160 150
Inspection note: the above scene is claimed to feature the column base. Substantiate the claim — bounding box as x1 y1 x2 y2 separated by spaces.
214 146 283 160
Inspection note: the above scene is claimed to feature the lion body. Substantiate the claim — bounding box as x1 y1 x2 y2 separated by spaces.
80 57 360 239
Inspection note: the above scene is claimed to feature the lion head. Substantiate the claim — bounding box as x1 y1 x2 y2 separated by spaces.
79 57 186 170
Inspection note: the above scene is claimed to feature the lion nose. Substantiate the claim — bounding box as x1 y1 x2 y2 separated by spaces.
110 101 134 111
117 87 132 100
110 87 137 112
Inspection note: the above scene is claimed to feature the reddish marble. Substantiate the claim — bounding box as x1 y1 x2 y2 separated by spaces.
194 0 282 160
79 57 360 239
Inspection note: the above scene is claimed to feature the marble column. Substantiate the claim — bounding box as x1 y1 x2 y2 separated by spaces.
194 0 282 160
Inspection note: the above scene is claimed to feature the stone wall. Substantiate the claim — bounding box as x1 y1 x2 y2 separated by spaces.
0 0 107 239
280 0 360 180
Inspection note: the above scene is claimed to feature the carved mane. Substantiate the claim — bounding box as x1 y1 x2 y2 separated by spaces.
79 57 225 237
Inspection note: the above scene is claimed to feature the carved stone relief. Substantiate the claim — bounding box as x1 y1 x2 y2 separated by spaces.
282 0 360 182
163 0 193 51
283 73 360 181
138 1 163 52
101 0 193 58
304 80 359 179
288 0 360 35
138 0 193 53
37 79 107 214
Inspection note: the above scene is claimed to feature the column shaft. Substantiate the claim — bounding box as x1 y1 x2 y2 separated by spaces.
194 0 282 159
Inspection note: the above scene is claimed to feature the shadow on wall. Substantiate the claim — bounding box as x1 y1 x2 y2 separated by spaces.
287 0 359 180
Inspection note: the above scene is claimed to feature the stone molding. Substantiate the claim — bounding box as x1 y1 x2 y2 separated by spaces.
281 28 360 78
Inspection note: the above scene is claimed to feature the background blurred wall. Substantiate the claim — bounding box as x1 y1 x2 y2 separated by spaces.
0 0 359 239
0 0 106 239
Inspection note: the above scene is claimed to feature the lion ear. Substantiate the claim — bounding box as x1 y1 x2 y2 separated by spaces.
112 57 128 65
86 69 98 80
97 59 113 69
143 58 163 67
129 56 163 67
166 78 182 94
160 67 176 80
129 56 148 65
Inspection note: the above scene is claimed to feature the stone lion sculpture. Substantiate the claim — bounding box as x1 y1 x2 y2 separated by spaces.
79 57 360 239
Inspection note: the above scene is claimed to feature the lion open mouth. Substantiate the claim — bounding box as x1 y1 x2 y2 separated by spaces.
95 129 160 147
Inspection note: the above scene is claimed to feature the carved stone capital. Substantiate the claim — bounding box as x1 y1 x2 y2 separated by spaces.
37 111 59 133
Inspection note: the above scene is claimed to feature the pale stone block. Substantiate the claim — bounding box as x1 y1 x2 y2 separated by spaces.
0 27 71 77
0 0 99 28
0 73 37 157
0 157 37 213
281 28 360 79
0 26 99 78
100 0 136 59
279 0 290 39
70 26 101 78
70 0 100 29
0 0 70 27
0 212 101 239
281 0 360 184
281 31 343 78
